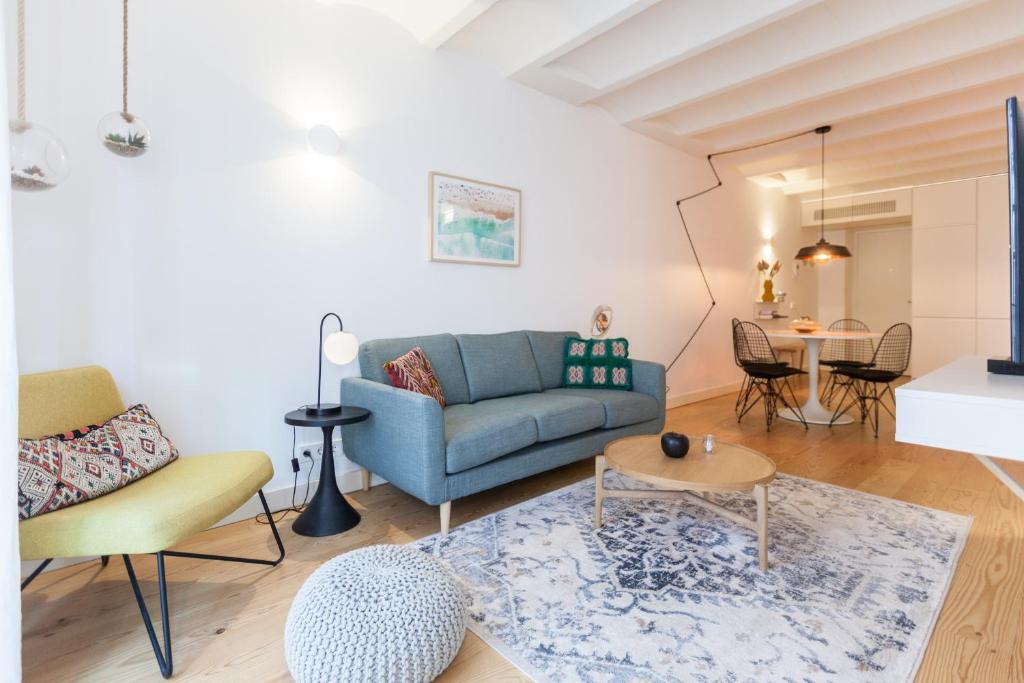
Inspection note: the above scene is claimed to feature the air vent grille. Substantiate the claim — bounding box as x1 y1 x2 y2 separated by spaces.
814 199 897 221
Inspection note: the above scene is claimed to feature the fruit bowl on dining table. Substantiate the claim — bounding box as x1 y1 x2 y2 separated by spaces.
789 317 821 334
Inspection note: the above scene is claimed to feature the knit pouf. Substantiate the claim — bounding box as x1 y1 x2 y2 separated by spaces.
285 544 467 683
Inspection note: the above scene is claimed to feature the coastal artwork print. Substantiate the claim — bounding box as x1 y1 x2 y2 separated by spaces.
429 172 521 266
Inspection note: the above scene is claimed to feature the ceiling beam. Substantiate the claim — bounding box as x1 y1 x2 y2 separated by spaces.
734 110 1006 177
539 0 825 105
679 41 1024 153
794 161 1007 199
419 0 501 49
656 0 1024 138
598 0 978 125
778 146 1006 194
442 0 658 76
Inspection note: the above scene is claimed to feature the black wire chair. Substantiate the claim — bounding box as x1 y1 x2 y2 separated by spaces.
828 322 912 437
732 320 808 431
819 318 875 406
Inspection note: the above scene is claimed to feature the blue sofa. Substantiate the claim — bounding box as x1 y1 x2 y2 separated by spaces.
339 330 666 533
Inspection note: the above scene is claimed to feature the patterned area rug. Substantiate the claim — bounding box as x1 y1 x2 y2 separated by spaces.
416 473 971 682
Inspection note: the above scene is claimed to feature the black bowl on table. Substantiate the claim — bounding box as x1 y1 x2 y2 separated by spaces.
660 432 689 459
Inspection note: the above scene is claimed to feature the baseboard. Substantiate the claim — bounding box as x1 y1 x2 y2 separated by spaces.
667 381 741 410
20 467 387 579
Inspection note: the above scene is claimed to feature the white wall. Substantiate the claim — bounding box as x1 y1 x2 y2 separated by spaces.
7 0 797 493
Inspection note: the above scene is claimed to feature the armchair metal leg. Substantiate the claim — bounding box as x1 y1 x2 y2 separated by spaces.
20 558 52 591
124 553 173 679
161 490 285 566
22 489 285 679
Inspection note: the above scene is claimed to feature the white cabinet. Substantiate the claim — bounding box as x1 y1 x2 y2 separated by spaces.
909 177 1011 375
976 174 1011 319
911 317 977 376
911 223 976 318
977 318 1011 358
912 180 976 229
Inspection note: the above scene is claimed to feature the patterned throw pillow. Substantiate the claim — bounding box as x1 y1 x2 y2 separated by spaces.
384 346 447 406
562 337 633 390
17 404 179 520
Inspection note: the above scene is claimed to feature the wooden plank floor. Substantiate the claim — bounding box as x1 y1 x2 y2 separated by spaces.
20 381 1024 682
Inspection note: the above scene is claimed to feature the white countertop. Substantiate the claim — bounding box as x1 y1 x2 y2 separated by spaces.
896 356 1024 461
896 356 1024 408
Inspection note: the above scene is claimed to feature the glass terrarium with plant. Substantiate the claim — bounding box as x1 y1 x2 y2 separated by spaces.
99 112 150 157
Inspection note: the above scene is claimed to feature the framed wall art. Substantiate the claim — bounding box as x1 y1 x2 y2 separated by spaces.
429 172 521 266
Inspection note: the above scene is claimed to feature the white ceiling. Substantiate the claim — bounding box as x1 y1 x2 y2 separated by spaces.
381 0 1024 198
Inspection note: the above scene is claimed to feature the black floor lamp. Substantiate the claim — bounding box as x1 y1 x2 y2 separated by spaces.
667 126 842 374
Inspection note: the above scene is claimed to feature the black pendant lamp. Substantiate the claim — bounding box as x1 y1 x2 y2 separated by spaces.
795 125 852 263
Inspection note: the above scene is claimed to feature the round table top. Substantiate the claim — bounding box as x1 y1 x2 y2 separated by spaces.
604 435 776 492
763 329 882 341
284 406 370 427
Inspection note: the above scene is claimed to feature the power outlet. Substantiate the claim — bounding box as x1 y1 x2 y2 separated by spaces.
295 440 342 469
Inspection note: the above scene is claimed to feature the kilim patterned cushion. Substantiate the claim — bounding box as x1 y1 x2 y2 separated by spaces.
384 346 447 406
561 337 632 390
17 404 179 520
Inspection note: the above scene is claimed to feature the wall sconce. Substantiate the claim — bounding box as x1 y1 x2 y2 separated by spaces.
307 124 342 155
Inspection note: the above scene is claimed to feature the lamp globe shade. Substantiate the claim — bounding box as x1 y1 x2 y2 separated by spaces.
323 331 358 365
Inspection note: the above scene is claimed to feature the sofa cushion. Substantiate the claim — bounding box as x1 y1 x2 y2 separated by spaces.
482 393 605 442
17 404 179 520
525 330 580 389
562 337 633 390
544 388 659 429
359 334 470 405
455 332 542 402
383 346 446 406
444 403 538 474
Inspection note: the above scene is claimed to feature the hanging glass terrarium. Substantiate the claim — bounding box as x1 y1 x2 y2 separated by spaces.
98 112 150 157
9 0 69 191
10 120 69 191
98 0 150 157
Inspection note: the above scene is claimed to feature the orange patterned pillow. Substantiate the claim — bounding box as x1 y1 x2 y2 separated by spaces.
383 346 446 406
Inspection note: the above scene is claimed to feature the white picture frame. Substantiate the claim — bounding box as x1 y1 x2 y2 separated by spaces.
429 171 522 266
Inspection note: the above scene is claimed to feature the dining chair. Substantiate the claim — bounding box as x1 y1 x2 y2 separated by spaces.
828 322 912 437
819 318 874 407
732 320 808 431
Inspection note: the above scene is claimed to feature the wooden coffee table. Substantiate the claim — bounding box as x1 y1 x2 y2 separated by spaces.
595 435 777 570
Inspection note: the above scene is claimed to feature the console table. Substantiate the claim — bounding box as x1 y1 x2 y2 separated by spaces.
895 356 1024 502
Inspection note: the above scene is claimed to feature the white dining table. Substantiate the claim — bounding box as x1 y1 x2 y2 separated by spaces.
763 329 882 425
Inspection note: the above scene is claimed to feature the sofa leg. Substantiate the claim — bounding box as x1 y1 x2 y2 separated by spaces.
439 501 451 537
360 468 370 492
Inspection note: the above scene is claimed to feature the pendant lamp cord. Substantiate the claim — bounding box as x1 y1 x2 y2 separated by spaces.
16 0 25 122
667 126 823 374
121 0 133 122
819 127 827 240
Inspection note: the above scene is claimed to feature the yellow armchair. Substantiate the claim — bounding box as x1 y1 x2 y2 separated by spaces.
18 366 285 679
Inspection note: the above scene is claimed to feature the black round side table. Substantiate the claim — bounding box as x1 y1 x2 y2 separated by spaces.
284 406 370 537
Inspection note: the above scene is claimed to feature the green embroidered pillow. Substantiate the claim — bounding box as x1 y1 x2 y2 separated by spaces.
561 337 632 390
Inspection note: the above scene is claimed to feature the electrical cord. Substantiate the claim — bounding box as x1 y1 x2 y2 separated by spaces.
666 126 826 375
255 411 321 525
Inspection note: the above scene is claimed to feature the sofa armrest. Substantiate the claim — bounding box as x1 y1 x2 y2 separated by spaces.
632 359 666 429
339 377 447 505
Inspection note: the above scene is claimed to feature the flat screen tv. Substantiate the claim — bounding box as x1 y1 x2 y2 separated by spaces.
988 96 1024 375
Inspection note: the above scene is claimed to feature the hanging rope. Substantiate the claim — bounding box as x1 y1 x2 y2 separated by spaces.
120 0 133 122
16 0 26 122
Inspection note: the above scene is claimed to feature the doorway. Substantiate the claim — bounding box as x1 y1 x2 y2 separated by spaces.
851 226 912 335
